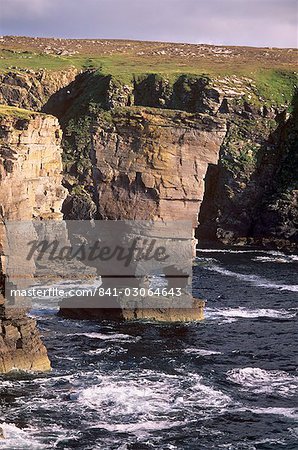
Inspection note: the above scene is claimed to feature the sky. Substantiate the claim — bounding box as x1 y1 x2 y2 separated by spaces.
0 0 297 48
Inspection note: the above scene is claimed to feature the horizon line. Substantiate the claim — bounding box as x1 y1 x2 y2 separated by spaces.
2 35 297 51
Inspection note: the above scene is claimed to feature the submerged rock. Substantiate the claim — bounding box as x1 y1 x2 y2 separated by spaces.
59 299 205 323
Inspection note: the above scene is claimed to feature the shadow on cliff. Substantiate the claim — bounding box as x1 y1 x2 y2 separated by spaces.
42 70 120 220
42 70 112 122
197 92 298 249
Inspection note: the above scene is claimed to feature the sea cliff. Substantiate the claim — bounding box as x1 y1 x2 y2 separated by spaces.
0 36 297 370
0 106 66 372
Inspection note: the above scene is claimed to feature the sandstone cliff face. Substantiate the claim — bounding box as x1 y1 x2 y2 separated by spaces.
52 70 297 250
0 302 50 373
91 109 226 228
0 111 66 220
253 110 298 247
0 107 66 373
0 68 77 112
42 72 237 224
0 69 297 250
43 73 227 322
62 105 226 228
0 47 295 342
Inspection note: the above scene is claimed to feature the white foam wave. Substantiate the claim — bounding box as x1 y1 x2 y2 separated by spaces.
290 427 298 438
227 367 298 397
0 380 16 388
204 265 298 292
0 374 74 389
198 249 264 254
87 348 106 355
79 377 174 418
90 419 183 435
87 346 128 355
206 307 296 320
218 317 238 324
237 407 298 420
198 249 298 258
33 374 76 384
69 332 140 341
190 381 232 408
184 348 222 356
252 252 298 264
0 423 46 449
196 257 219 264
267 251 298 260
78 371 233 435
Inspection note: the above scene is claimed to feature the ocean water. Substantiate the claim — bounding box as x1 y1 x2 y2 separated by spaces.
0 248 297 449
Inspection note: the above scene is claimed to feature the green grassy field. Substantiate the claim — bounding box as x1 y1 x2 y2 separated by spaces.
0 104 41 119
0 36 297 108
0 46 296 78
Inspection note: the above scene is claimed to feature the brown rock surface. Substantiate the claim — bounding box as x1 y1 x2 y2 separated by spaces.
0 297 50 373
0 68 77 112
59 299 205 323
59 108 226 322
75 108 226 231
0 106 66 373
0 110 66 220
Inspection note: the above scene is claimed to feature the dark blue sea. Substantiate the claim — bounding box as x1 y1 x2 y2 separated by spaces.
0 248 297 449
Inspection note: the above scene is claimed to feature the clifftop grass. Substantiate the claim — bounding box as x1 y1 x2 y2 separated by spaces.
0 46 296 77
0 104 39 119
255 70 298 108
0 37 297 105
0 54 296 109
0 37 296 116
1 36 296 70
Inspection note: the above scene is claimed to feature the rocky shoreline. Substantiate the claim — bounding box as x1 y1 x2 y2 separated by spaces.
0 40 297 372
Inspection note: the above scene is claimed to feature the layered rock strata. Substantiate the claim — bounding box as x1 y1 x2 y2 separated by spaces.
90 108 226 226
59 107 226 321
0 68 77 112
37 70 297 251
1 70 296 251
0 107 66 373
59 298 205 323
0 68 297 327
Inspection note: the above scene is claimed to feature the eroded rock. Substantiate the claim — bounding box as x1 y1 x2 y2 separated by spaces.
0 107 67 373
